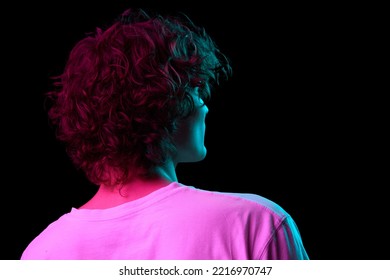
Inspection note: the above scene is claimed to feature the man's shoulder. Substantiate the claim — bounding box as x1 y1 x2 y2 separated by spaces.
177 185 289 220
20 214 70 259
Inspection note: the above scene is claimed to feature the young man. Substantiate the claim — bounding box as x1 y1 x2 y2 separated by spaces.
21 8 309 260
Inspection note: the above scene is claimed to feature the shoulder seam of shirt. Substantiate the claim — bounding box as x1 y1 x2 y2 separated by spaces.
256 214 291 259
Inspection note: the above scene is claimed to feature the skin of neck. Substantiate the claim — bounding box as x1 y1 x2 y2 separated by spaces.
80 159 178 209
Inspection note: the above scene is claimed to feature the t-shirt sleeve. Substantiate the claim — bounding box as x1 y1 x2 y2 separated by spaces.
257 215 309 260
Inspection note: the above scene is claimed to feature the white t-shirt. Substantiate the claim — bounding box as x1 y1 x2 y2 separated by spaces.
21 182 309 260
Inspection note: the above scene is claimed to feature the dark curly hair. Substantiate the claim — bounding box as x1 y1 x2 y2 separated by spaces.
46 8 232 186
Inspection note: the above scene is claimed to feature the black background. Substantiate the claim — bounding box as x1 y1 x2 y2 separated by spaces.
1 1 387 260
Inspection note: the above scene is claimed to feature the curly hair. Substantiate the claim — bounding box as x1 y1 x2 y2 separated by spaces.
46 8 232 186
